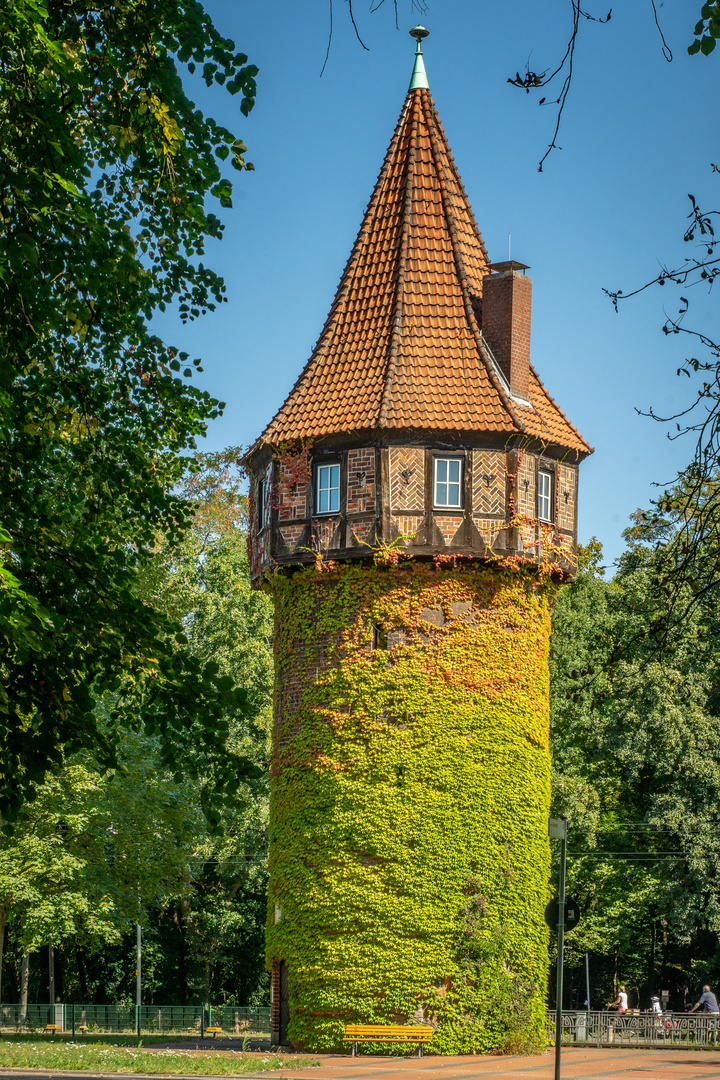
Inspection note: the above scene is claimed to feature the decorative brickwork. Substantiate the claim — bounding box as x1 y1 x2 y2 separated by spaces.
347 448 376 514
472 451 505 515
556 464 576 534
347 517 375 547
433 514 464 546
278 461 308 521
516 454 536 521
279 524 305 551
389 447 425 511
519 522 538 556
393 513 423 544
311 516 341 552
473 517 507 550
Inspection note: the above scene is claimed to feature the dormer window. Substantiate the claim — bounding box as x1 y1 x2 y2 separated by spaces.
434 457 463 508
315 462 340 515
538 470 553 522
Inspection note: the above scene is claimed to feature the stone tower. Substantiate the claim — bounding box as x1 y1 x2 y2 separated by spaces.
244 30 592 1054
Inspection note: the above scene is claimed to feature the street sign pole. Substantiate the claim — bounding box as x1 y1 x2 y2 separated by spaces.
549 817 568 1080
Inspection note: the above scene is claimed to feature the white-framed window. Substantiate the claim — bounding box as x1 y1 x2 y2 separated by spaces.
315 462 340 515
434 457 463 508
538 470 553 522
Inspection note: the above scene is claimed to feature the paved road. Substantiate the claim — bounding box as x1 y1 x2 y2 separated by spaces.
6 1048 720 1079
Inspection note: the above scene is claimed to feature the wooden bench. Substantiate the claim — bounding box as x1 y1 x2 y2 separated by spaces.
205 1026 223 1038
45 1024 62 1034
343 1024 433 1057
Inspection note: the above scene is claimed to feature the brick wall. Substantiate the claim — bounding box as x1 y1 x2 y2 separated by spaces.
279 524 305 551
347 517 375 547
347 448 376 513
311 516 341 552
482 271 531 401
433 514 463 545
392 513 423 543
516 454 536 520
389 447 424 510
474 517 507 550
556 464 576 534
472 450 505 515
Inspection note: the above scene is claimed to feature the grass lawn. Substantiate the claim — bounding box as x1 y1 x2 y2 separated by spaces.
0 1039 321 1074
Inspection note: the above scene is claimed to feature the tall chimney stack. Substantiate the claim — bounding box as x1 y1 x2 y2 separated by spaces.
481 261 532 402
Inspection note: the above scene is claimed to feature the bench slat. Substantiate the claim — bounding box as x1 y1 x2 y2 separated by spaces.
344 1026 432 1032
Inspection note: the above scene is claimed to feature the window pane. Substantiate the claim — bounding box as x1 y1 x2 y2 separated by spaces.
316 463 340 514
435 457 462 507
538 471 552 521
328 473 339 511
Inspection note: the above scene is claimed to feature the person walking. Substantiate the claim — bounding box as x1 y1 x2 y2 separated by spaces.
607 986 628 1014
691 986 719 1013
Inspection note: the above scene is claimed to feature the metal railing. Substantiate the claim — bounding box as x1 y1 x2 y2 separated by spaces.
548 1009 720 1049
0 1004 271 1037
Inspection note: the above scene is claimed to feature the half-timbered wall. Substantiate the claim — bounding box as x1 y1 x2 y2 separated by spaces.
248 445 579 579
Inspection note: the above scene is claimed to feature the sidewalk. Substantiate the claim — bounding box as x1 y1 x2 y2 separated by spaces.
5 1047 720 1080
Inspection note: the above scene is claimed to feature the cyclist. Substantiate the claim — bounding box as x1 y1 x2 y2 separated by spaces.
607 986 628 1014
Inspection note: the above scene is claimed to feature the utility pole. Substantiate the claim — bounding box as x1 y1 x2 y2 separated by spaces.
548 817 568 1080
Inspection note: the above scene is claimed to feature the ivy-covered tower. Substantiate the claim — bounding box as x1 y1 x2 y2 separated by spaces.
244 29 591 1054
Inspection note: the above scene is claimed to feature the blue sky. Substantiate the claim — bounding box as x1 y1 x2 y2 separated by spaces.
158 1 718 571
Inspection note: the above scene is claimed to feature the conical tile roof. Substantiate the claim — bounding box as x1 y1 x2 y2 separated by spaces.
256 85 590 457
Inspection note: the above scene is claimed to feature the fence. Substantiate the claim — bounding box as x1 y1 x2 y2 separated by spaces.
548 1009 720 1049
0 1004 271 1037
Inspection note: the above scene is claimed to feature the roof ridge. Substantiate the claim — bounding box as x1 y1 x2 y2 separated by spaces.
249 82 591 457
378 94 417 426
420 91 526 435
254 96 413 449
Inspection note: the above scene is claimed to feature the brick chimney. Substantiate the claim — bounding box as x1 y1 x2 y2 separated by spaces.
481 262 532 402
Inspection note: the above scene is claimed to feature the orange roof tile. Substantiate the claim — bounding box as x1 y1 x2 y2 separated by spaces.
255 87 591 457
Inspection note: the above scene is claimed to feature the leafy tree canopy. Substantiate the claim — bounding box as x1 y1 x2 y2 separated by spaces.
550 505 720 1004
0 1 259 818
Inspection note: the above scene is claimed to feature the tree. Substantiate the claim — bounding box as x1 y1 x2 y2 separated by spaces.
549 523 720 1006
1 450 274 1006
0 733 203 1000
0 1 259 817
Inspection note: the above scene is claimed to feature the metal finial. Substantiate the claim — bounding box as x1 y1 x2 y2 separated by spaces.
408 26 430 91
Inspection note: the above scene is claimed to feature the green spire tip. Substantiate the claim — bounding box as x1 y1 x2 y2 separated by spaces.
408 25 429 91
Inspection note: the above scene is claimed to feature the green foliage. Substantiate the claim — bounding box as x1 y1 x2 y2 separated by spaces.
266 562 557 1053
1 451 274 1007
0 734 203 956
0 2 258 817
689 1 720 54
549 495 720 1006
